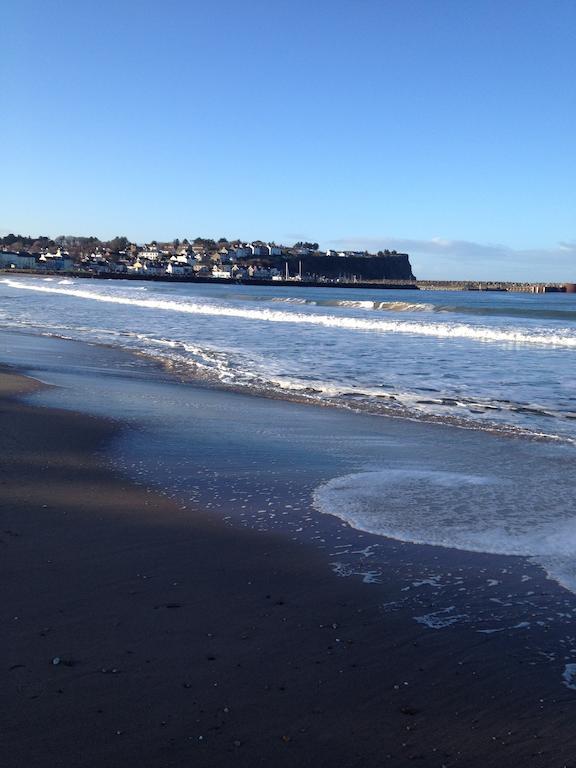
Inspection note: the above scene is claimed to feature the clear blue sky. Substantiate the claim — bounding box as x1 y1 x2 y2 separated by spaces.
2 0 575 279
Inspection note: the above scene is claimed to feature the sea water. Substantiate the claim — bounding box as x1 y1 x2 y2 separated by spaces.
1 275 575 591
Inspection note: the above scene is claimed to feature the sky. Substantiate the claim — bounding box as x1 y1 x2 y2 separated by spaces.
2 0 575 280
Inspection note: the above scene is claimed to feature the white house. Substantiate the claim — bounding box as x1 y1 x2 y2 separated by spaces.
167 262 192 276
212 264 233 278
170 253 193 265
140 245 163 261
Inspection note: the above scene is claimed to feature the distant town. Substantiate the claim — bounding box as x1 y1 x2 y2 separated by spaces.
0 233 415 285
1 233 574 292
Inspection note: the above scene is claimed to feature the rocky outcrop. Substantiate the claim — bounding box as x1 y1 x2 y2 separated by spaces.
272 253 415 281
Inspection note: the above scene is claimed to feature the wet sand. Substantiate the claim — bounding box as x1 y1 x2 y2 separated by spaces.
2 367 576 768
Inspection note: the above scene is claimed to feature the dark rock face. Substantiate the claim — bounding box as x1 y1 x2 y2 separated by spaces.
272 253 415 281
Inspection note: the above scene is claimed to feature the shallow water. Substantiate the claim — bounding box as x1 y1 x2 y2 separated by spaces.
3 330 576 598
1 275 575 441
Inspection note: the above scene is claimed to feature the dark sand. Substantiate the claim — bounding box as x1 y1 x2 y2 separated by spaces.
2 368 576 768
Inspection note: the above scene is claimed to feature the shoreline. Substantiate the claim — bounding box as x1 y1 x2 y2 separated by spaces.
1 323 569 449
3 273 575 453
3 364 576 766
0 268 419 291
4 268 575 293
2 328 575 589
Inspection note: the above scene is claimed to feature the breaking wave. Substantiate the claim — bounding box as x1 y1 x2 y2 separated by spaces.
241 294 576 321
3 279 576 348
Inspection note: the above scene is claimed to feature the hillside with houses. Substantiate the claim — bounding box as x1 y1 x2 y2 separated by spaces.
0 234 415 283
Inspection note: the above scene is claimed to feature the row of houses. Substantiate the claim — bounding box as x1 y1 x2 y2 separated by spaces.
0 248 301 281
146 262 288 280
0 239 395 281
134 241 284 262
0 248 74 271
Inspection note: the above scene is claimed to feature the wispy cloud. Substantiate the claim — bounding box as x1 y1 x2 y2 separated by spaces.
327 236 576 281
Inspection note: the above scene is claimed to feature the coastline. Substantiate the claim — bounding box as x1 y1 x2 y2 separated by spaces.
4 268 574 292
3 361 576 767
0 268 419 291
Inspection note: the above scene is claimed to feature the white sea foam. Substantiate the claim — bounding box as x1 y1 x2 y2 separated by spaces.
239 294 576 320
264 296 433 312
414 607 469 629
3 279 576 348
270 296 314 305
373 301 431 312
563 664 576 690
313 467 576 593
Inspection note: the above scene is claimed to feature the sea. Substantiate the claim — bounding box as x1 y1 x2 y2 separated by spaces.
2 275 575 439
2 274 576 614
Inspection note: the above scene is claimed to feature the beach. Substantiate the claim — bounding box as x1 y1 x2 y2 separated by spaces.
3 354 576 768
2 278 576 767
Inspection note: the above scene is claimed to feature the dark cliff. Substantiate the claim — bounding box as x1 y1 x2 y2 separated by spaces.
270 253 415 281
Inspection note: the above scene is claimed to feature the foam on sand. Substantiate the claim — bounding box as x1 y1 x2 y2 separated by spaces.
313 466 576 593
563 664 576 689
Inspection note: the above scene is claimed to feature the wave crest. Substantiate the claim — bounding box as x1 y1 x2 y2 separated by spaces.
4 279 575 348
